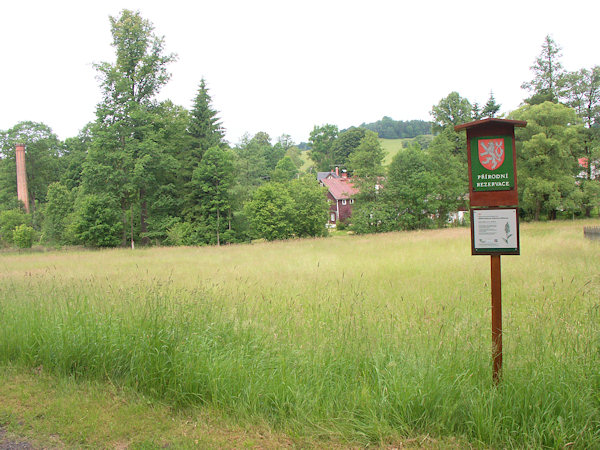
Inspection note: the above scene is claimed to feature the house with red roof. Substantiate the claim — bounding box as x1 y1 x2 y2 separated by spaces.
578 157 599 180
319 168 359 226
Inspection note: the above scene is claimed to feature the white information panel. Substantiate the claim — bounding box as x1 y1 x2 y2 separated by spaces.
472 208 519 254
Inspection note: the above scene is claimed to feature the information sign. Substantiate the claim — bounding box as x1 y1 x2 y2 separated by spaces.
470 136 515 192
471 208 519 255
455 118 526 384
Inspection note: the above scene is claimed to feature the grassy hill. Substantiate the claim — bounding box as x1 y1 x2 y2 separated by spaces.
297 137 428 173
298 139 409 173
379 137 410 165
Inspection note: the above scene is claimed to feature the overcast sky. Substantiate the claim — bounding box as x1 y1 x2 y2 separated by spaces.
1 0 599 145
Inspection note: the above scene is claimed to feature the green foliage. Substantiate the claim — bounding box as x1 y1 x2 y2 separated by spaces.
73 194 123 247
12 224 34 248
510 102 582 220
84 9 177 246
522 35 564 104
178 78 224 190
352 125 468 234
187 146 235 245
288 176 329 238
0 209 30 245
189 78 224 153
284 145 304 170
308 124 338 171
430 91 472 134
42 182 74 244
331 127 365 166
233 132 271 193
245 177 328 241
349 198 399 234
413 134 433 150
385 145 437 230
245 182 295 241
360 116 431 139
271 156 298 182
481 90 501 118
426 134 468 226
61 125 93 191
348 130 384 178
164 221 196 246
0 121 62 210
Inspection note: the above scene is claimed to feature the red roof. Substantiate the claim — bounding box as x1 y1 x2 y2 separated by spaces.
321 176 359 200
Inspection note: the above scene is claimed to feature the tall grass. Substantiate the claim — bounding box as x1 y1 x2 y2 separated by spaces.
1 221 599 447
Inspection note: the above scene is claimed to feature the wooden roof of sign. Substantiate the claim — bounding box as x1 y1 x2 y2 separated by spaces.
454 118 527 132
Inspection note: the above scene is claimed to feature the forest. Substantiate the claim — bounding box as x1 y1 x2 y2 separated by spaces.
0 11 598 248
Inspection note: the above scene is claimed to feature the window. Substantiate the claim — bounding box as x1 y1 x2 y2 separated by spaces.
331 213 336 222
341 199 347 205
350 199 354 204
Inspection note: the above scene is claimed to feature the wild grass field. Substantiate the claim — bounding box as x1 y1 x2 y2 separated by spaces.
0 220 599 448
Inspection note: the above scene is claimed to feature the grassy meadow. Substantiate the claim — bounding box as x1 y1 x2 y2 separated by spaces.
1 220 599 447
380 138 410 165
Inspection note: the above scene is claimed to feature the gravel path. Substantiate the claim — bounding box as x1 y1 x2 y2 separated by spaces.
0 428 34 450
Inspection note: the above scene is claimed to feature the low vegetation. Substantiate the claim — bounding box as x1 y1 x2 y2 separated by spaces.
1 220 598 447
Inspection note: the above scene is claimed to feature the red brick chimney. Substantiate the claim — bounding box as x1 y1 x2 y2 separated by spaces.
335 166 339 177
341 169 348 179
15 143 29 213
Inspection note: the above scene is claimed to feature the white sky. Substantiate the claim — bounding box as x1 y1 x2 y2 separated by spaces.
1 0 599 145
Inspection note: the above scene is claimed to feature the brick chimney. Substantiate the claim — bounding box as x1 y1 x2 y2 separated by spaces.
335 166 339 177
341 169 348 179
15 143 29 213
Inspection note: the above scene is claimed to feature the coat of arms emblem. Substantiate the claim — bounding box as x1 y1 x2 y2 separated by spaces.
478 138 505 170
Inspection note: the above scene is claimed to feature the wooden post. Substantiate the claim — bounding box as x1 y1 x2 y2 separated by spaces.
491 254 502 384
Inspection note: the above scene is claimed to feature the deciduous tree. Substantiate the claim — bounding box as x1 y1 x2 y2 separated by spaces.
430 92 472 134
308 124 338 171
510 102 582 220
83 9 176 246
0 121 62 213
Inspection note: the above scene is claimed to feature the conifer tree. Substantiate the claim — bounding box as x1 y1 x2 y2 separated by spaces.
180 78 225 218
521 35 564 104
189 79 224 156
482 91 501 118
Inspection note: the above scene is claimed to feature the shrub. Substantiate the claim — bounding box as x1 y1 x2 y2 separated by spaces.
12 224 34 248
0 209 30 245
164 221 196 246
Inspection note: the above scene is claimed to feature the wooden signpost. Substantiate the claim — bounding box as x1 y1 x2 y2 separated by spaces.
455 118 526 384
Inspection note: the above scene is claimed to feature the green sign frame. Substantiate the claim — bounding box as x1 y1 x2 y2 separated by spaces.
470 135 515 192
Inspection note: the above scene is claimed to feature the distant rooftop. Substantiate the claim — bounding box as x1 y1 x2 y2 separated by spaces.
320 176 359 200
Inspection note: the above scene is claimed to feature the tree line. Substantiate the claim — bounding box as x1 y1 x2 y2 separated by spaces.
308 35 598 234
350 35 598 232
0 10 330 248
359 117 431 140
0 21 598 249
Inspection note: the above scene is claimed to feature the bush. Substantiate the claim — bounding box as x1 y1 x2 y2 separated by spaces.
164 221 197 246
12 224 34 248
0 209 30 245
73 194 122 247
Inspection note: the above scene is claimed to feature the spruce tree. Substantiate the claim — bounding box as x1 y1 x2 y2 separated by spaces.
482 91 501 118
189 78 224 157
